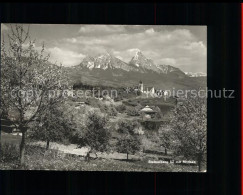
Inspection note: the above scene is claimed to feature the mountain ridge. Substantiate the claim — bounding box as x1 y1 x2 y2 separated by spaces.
66 50 206 89
74 50 188 76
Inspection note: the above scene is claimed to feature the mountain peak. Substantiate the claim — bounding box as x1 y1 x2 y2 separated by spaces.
96 52 110 58
134 50 145 60
79 52 137 71
77 50 186 77
129 50 158 71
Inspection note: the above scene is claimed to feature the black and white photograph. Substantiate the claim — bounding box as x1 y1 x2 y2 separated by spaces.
0 24 207 172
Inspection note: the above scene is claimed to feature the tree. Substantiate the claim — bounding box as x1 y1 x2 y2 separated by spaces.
1 24 67 165
117 120 139 134
29 102 73 150
158 126 173 155
116 120 141 160
116 135 141 160
154 106 163 119
171 96 207 172
99 104 118 117
78 111 111 161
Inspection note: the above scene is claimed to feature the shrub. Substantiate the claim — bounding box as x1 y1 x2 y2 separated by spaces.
99 104 109 113
115 104 126 113
108 106 118 117
141 121 161 131
99 104 118 117
117 120 140 135
153 106 163 119
114 96 123 102
126 101 138 107
86 98 101 108
126 107 140 116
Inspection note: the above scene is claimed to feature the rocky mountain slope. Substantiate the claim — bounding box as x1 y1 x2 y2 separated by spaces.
65 51 206 89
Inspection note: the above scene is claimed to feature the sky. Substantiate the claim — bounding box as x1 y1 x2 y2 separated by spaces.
1 24 207 73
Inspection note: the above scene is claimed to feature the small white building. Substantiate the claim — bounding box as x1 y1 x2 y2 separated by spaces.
140 105 157 121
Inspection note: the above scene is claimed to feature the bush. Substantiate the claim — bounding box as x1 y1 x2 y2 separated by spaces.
86 98 101 108
153 106 163 119
117 120 140 135
108 106 118 117
141 121 161 131
99 104 109 113
126 107 140 116
98 104 118 117
125 100 138 107
115 104 126 113
114 96 123 102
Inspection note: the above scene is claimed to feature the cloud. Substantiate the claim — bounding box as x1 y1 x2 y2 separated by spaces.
127 48 141 54
145 28 155 35
157 58 177 65
42 25 206 72
78 25 125 35
47 47 85 66
65 38 77 43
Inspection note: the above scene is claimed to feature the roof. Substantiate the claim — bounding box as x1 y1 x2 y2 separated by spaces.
140 105 157 113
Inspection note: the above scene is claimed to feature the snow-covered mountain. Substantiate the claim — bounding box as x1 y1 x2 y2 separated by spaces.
77 50 185 77
79 53 138 72
185 72 207 77
66 50 206 89
129 51 186 77
129 51 159 72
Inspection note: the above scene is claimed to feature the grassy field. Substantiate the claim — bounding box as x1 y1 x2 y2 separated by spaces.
0 133 203 172
0 143 198 172
1 132 21 145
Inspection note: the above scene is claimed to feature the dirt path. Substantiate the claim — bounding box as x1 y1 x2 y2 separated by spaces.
30 141 140 160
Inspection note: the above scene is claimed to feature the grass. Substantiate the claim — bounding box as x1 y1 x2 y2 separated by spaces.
0 143 199 172
0 133 203 172
1 132 21 145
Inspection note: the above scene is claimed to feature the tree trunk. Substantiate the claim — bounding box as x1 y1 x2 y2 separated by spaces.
20 131 26 166
127 153 129 160
46 140 50 150
198 154 202 172
0 126 1 149
86 152 90 162
165 148 167 155
0 128 2 158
